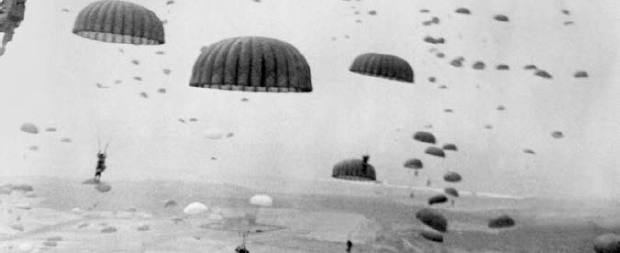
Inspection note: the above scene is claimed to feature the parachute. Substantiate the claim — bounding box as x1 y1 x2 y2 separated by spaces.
442 143 457 151
425 147 445 158
415 208 447 232
332 156 376 181
164 199 177 208
94 182 112 193
450 57 464 67
413 131 436 144
190 36 312 92
20 123 38 134
593 233 620 253
420 230 443 243
249 194 273 207
535 70 552 79
444 187 459 197
574 71 588 78
496 64 510 70
73 0 164 45
455 7 471 15
349 53 414 83
472 61 486 70
552 131 564 139
404 158 423 176
524 65 537 70
183 202 208 215
523 149 536 154
443 171 462 183
488 215 515 229
428 194 448 205
494 14 509 22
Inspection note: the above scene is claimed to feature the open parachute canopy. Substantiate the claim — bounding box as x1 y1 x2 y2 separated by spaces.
443 171 462 183
404 158 423 169
190 36 312 92
73 0 165 45
413 131 436 144
332 158 376 181
349 53 414 83
488 215 516 229
444 187 459 197
420 230 444 243
428 194 448 205
416 208 447 232
442 143 458 151
20 123 38 134
425 147 445 158
249 194 273 207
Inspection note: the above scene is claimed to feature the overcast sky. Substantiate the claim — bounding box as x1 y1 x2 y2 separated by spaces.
0 0 618 200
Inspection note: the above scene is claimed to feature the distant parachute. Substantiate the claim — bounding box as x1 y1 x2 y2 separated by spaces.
428 77 436 83
416 208 447 232
332 156 376 181
574 71 588 78
140 92 148 98
488 215 516 229
524 65 537 70
131 59 140 65
94 182 112 193
423 36 445 44
20 123 38 134
442 143 457 151
428 194 448 205
523 149 536 154
404 159 423 176
413 131 436 144
534 70 552 79
593 233 620 253
436 52 445 58
190 36 312 92
444 187 459 197
443 171 462 183
61 138 72 143
73 0 165 45
497 105 506 111
425 147 445 158
420 230 444 243
455 7 471 15
350 53 414 83
450 57 464 67
472 61 486 70
249 194 273 207
496 64 510 70
551 131 564 139
163 69 171 75
494 14 509 22
46 127 57 132
368 10 377 15
183 202 208 215
164 200 177 208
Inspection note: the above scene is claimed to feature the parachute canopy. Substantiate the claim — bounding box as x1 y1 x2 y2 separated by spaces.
413 131 436 144
20 123 38 134
73 0 165 45
535 70 552 79
332 158 376 181
416 208 447 232
523 149 536 154
496 64 510 70
190 36 312 92
443 171 462 183
420 230 444 243
442 143 457 151
488 215 515 229
349 53 414 83
183 202 208 215
472 61 486 70
94 183 112 193
249 194 273 207
593 233 620 253
494 14 509 22
404 159 423 169
455 7 471 14
444 187 459 197
551 131 564 139
574 71 588 78
428 194 448 205
164 199 177 208
425 147 445 158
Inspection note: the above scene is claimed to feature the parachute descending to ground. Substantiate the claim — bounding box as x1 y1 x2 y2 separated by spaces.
428 194 448 205
20 123 38 134
73 0 165 45
404 158 423 176
413 131 436 144
349 53 414 83
183 202 208 215
442 143 457 151
443 171 462 183
420 230 443 243
416 208 447 232
190 36 312 92
332 155 376 181
488 215 516 229
425 147 445 158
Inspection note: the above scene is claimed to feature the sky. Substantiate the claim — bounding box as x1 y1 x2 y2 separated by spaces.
0 0 618 201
